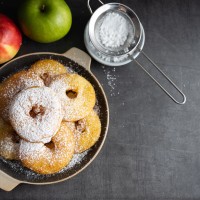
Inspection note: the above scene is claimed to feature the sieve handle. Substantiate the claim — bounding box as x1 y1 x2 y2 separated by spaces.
87 0 104 14
129 51 186 105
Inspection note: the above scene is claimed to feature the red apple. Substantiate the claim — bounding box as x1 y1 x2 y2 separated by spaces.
0 13 22 64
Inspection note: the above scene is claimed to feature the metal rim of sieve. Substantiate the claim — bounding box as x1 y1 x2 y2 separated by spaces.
88 2 142 57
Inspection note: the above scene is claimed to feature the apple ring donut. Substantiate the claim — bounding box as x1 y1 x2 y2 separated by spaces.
9 87 63 143
49 74 96 121
0 118 20 160
0 70 44 121
29 59 67 86
19 123 75 174
66 110 101 153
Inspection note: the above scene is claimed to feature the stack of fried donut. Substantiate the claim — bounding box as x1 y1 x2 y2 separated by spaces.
0 59 101 174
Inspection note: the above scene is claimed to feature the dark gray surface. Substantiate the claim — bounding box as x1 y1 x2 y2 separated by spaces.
0 0 200 199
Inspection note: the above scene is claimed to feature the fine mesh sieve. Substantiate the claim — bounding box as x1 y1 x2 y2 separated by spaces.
86 0 186 105
88 3 141 57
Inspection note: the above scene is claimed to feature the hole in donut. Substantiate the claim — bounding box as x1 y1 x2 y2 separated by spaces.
29 105 46 118
40 73 51 86
75 120 86 133
45 141 55 149
66 90 77 99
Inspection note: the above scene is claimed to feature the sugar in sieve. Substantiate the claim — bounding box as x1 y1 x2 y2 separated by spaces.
84 0 186 105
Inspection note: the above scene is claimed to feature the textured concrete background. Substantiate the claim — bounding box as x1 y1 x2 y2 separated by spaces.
0 0 200 199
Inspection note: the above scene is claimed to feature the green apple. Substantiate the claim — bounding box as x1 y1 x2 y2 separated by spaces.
18 0 72 43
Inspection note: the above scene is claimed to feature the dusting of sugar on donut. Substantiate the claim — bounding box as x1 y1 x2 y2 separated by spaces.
74 119 88 152
49 74 96 121
19 123 75 174
19 140 45 161
0 149 89 179
0 117 20 160
0 70 44 121
9 87 63 143
0 62 102 175
65 110 101 154
0 137 19 160
28 59 68 86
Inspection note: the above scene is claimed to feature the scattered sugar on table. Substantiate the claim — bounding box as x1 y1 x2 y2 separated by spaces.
101 66 120 97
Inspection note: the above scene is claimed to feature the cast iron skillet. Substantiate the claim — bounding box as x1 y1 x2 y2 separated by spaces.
0 48 109 191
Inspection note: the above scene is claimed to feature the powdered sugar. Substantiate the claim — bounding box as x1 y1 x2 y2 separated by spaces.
0 61 102 178
0 137 19 160
0 137 17 152
0 150 89 180
49 74 95 121
85 11 135 64
0 70 44 121
9 87 63 143
99 12 129 48
60 150 88 171
19 123 75 174
19 140 45 161
94 103 100 116
89 40 129 63
101 66 120 97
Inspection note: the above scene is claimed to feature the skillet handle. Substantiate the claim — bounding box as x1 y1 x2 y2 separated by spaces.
0 171 20 191
62 47 91 71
